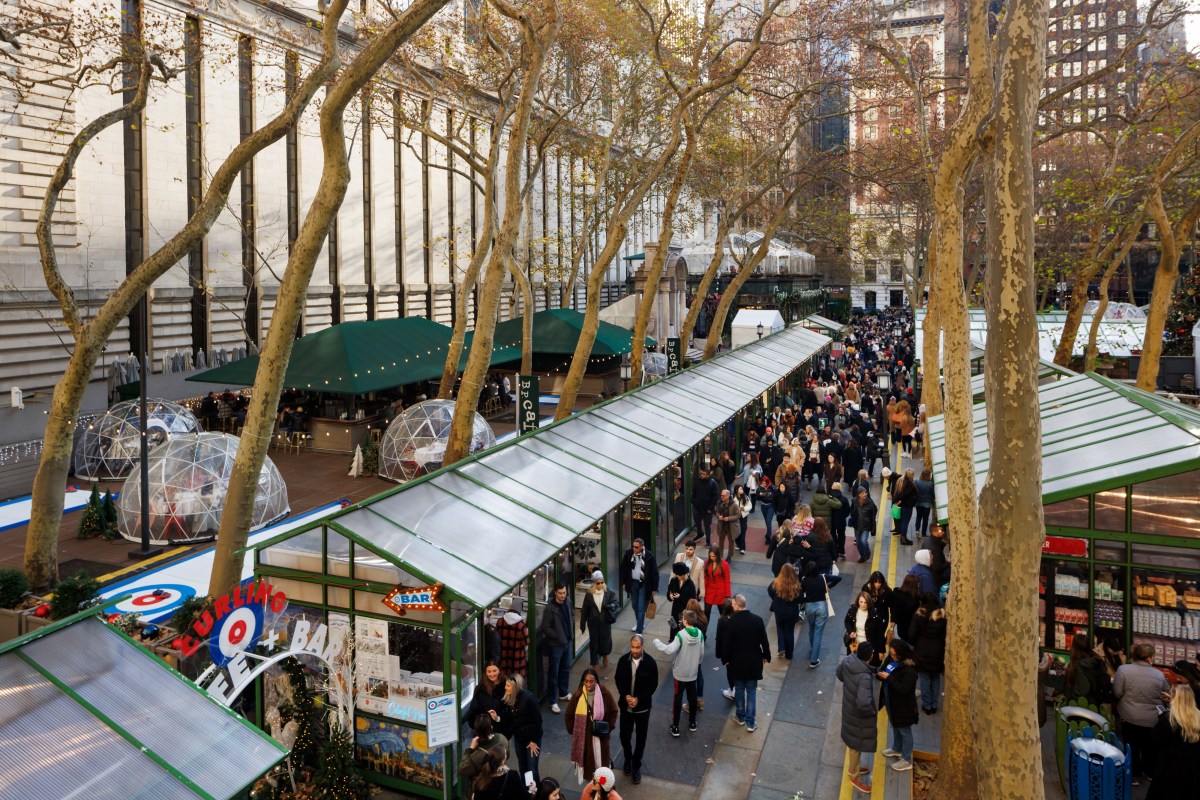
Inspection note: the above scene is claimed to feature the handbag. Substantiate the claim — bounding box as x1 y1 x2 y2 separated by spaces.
645 600 657 620
823 575 836 618
830 562 840 577
591 719 611 737
891 505 902 520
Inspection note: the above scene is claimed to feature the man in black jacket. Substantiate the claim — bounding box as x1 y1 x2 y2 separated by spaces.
615 635 659 784
536 584 574 713
719 595 771 732
619 538 660 635
690 468 720 547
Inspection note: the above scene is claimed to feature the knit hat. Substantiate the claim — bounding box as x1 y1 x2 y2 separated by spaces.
593 767 616 790
915 549 932 567
882 467 892 478
672 561 690 576
591 570 604 582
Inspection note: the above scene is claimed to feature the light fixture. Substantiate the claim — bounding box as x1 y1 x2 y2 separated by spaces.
757 323 765 340
878 371 891 391
619 356 633 393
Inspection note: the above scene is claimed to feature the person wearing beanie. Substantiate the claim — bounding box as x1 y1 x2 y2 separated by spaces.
580 766 623 800
907 550 938 595
580 571 616 670
837 640 878 792
666 561 697 626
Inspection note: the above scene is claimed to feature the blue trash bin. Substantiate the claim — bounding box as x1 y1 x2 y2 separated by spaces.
1066 726 1130 800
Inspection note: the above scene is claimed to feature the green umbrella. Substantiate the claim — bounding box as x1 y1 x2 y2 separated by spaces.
186 317 521 394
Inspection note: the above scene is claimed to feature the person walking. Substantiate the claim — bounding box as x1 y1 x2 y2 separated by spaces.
766 520 804 577
715 489 739 563
755 476 776 543
502 674 543 786
720 594 771 732
800 561 830 668
564 668 618 785
800 517 841 588
1147 683 1200 799
837 641 878 793
615 635 658 785
673 542 705 605
768 563 802 661
654 609 705 737
690 468 720 547
1114 643 1170 785
619 539 659 636
878 638 919 772
829 482 850 561
734 484 752 554
907 595 947 714
702 546 732 627
580 572 616 670
537 585 574 714
849 485 877 563
891 469 917 544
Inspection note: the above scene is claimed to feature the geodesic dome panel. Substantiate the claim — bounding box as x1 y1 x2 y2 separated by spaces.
378 399 496 483
116 432 288 545
74 398 202 481
642 353 669 384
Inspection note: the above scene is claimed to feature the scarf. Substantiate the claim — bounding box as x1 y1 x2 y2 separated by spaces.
570 685 606 783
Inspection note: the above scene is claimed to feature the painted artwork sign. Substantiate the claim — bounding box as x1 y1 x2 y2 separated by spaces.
355 717 445 790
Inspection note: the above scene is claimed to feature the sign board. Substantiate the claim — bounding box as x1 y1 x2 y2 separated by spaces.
518 374 539 435
630 491 653 522
382 583 447 615
425 693 459 748
1042 536 1088 558
831 342 844 360
666 338 682 374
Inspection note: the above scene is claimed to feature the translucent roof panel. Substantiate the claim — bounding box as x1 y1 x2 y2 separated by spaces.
917 306 1147 361
0 617 285 799
269 325 831 607
929 373 1200 516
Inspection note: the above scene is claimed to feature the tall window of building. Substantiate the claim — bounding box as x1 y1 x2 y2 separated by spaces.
889 261 904 282
864 260 877 282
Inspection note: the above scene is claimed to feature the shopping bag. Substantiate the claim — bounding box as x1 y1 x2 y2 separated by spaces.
646 600 657 620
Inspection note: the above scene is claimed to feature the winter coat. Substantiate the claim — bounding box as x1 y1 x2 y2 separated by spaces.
888 591 919 641
615 651 660 713
619 548 660 596
506 688 543 745
1065 654 1114 707
907 608 947 674
580 588 616 657
1147 711 1200 799
719 609 771 682
459 733 511 781
879 659 920 727
767 535 805 576
716 497 739 537
907 563 938 596
1114 662 1170 727
692 476 720 512
892 478 918 509
830 491 851 533
915 479 935 508
654 626 705 682
837 654 878 752
842 445 864 481
810 491 838 525
537 597 573 650
850 495 878 534
563 684 618 777
768 583 801 623
844 601 889 655
703 560 732 606
666 576 697 622
772 487 796 520
754 484 775 509
674 553 706 598
802 536 838 575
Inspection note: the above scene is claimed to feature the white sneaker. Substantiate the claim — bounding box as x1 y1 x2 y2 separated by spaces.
550 703 561 714
891 759 912 771
722 688 735 700
882 748 901 758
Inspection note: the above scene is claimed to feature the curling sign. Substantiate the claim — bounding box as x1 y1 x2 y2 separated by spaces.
190 584 346 707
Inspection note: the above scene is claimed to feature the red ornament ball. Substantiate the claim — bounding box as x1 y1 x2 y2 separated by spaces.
34 604 51 618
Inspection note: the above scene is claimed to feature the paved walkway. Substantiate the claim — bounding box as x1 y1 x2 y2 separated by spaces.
535 444 941 800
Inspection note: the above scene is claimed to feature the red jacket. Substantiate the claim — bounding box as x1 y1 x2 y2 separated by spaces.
704 560 732 606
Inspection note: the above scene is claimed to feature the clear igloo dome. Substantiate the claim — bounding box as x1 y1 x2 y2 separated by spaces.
116 432 289 545
74 398 202 481
378 399 496 482
642 353 669 384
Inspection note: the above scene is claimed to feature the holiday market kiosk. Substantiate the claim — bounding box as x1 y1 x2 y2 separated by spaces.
0 606 288 800
928 372 1200 691
247 323 832 798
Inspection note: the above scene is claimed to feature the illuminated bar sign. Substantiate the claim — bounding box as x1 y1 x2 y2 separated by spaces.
383 583 447 615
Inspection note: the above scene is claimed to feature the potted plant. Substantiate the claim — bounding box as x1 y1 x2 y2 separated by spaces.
46 571 101 622
0 568 30 642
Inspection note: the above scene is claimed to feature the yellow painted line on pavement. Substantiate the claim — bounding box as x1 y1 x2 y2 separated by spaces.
869 444 903 799
95 546 189 583
841 442 900 798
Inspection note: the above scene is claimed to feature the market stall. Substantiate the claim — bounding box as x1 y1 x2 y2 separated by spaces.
248 323 832 798
0 610 287 799
928 373 1200 689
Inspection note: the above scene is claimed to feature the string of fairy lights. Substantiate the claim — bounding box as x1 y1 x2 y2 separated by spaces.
0 413 101 468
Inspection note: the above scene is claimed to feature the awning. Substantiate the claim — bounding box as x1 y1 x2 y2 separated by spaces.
915 307 1148 363
466 308 655 358
255 325 832 608
0 614 287 800
968 356 1076 400
927 372 1200 519
801 313 847 336
186 317 521 395
622 252 645 261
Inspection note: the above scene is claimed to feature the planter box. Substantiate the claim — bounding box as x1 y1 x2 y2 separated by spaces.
0 608 21 643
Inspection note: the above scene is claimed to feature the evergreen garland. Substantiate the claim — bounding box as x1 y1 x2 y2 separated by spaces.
279 656 321 769
77 484 106 539
311 723 370 800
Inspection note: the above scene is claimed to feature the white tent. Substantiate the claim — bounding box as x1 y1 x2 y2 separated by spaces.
731 309 785 349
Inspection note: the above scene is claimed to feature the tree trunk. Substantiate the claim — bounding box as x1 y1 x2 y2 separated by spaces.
438 186 495 399
1085 234 1138 370
976 0 1048 794
920 236 942 420
679 215 731 349
444 3 558 464
208 0 451 596
629 121 694 381
1137 188 1197 391
507 253 536 375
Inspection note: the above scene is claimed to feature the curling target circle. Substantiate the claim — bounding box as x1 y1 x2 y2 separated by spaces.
210 603 265 666
104 584 195 619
